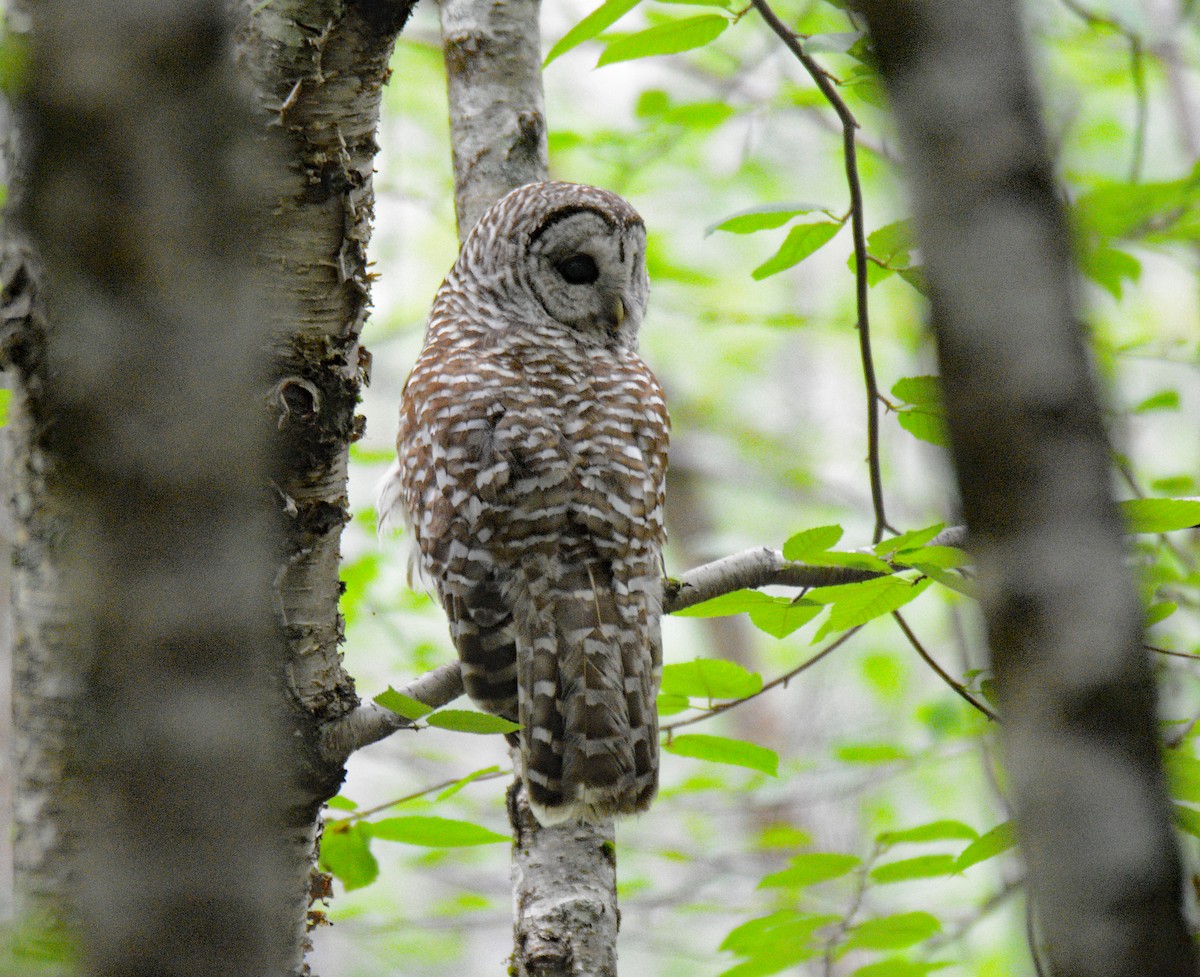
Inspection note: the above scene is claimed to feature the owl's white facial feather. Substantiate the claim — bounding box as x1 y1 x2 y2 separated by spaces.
524 209 648 349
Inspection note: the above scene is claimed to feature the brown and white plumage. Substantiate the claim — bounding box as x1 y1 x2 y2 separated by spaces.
378 182 669 825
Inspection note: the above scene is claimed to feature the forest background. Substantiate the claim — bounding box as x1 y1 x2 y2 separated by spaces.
0 0 1197 976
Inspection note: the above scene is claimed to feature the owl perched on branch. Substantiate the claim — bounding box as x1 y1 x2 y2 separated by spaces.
378 182 670 825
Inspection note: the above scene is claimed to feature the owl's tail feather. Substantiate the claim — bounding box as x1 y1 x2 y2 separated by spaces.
445 579 519 721
519 561 659 826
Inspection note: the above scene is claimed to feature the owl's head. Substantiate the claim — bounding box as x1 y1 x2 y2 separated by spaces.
456 182 650 349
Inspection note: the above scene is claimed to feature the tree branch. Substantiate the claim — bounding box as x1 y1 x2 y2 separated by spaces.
750 0 891 542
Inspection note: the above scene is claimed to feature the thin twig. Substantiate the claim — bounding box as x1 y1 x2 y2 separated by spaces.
749 0 891 542
661 628 861 733
1147 643 1200 661
340 768 512 823
1026 891 1050 977
892 610 999 722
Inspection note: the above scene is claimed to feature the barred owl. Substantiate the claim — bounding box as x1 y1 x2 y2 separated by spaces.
378 182 669 826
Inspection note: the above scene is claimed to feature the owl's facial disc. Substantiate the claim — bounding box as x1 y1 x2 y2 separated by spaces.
526 208 647 346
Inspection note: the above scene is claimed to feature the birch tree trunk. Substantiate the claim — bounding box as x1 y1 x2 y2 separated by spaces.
854 2 1198 974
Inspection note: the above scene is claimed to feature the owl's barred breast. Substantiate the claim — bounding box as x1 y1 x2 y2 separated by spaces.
384 181 668 825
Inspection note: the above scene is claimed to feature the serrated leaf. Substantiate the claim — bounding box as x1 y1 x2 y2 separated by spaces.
806 550 893 572
806 576 933 638
759 852 861 889
954 821 1017 871
366 815 509 847
834 742 909 764
435 765 502 802
878 820 978 845
1173 804 1200 839
426 710 521 734
374 686 433 720
874 524 946 557
843 912 941 951
667 733 778 775
708 204 820 236
896 408 949 447
673 588 780 617
748 599 822 638
543 0 641 66
783 524 844 560
661 659 763 699
1120 498 1200 534
918 564 977 598
752 221 841 280
319 822 379 891
869 854 957 883
891 375 942 405
1132 390 1180 414
1146 601 1178 627
597 14 729 66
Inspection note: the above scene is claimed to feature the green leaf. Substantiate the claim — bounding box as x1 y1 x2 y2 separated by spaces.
666 733 779 775
1080 245 1142 300
673 588 779 617
878 820 978 845
873 524 946 557
720 910 838 954
1120 498 1200 534
843 912 941 951
1166 754 1200 804
806 576 933 638
1132 390 1180 414
892 546 969 570
833 742 909 764
544 0 641 66
325 794 357 811
1146 601 1177 627
708 204 821 236
804 551 893 572
896 408 949 448
366 815 509 847
373 687 433 720
435 765 502 802
782 524 844 560
752 221 842 280
748 599 823 638
866 220 913 263
319 822 379 891
869 854 958 883
851 960 950 977
890 375 942 405
954 820 1017 872
425 710 521 734
597 14 729 66
657 692 690 716
1173 804 1200 839
661 659 763 699
759 852 861 889
0 388 10 428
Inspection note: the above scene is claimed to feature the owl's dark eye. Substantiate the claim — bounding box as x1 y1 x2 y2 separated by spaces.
556 253 600 285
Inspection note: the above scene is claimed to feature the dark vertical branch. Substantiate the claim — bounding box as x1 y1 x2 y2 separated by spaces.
750 0 890 542
854 2 1197 975
17 0 296 972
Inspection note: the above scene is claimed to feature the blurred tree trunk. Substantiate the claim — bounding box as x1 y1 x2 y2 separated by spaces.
4 0 415 970
855 2 1198 975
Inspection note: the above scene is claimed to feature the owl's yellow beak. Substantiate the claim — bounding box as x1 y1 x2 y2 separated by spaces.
612 296 625 327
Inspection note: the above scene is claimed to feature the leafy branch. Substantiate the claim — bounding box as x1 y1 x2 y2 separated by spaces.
749 0 892 542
